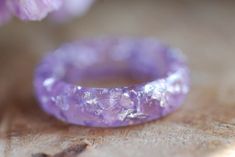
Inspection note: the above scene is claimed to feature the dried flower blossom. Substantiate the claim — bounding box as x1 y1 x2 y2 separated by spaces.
0 0 94 25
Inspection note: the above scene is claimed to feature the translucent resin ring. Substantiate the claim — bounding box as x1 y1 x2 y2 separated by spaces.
34 38 190 127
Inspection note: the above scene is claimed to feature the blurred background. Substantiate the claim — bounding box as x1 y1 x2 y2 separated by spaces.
0 0 235 157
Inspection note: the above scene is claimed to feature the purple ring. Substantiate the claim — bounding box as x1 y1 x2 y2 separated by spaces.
34 38 190 127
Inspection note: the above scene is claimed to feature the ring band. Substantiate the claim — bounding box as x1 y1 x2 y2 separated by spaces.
34 38 190 127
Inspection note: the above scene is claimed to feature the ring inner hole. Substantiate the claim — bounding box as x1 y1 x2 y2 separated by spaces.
60 44 170 88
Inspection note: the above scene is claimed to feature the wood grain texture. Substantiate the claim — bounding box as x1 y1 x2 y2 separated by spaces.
0 0 235 157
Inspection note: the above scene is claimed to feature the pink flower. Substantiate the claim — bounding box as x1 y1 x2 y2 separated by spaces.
7 0 63 21
0 0 95 25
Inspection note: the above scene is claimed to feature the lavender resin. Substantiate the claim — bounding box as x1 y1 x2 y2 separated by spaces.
34 38 190 127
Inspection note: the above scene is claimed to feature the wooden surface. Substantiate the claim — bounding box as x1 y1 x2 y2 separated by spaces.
0 0 235 157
